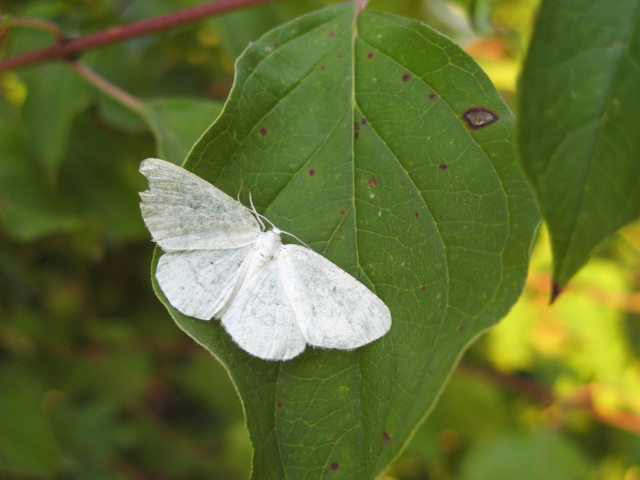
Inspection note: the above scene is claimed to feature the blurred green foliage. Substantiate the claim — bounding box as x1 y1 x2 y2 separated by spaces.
0 0 638 479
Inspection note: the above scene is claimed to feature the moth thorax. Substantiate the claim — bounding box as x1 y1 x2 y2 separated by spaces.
252 230 283 267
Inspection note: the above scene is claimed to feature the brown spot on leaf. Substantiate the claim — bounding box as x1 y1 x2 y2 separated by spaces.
366 52 374 59
308 169 316 176
361 117 367 125
381 431 391 452
330 462 339 471
273 43 279 49
401 73 410 82
457 326 466 332
320 65 326 71
462 107 499 129
354 132 360 140
335 236 341 242
414 212 419 218
368 177 377 187
328 31 335 37
401 182 406 187
550 282 563 303
428 92 437 100
439 163 448 170
260 127 268 136
420 286 426 291
276 402 283 408
339 209 346 216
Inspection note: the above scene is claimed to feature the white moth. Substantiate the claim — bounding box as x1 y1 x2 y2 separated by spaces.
139 158 391 361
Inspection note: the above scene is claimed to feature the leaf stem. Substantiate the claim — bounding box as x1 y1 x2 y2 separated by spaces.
0 0 280 73
1 15 63 42
69 62 144 115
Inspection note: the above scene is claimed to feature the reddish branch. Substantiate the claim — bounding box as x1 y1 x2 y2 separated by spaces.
0 0 279 72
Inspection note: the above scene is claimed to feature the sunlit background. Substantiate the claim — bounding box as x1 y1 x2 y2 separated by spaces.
1 0 639 478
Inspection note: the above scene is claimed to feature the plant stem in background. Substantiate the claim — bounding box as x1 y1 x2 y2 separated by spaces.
69 62 143 114
0 0 280 72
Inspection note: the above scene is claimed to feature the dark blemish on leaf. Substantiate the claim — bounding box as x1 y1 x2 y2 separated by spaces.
368 177 377 187
428 93 437 100
367 52 374 59
339 209 346 216
401 73 410 82
273 43 279 49
354 132 360 140
361 117 367 125
337 54 342 58
308 169 316 176
550 283 562 303
330 462 339 471
260 127 268 136
462 107 499 129
335 237 341 242
320 65 326 71
276 402 283 408
381 431 391 452
414 212 419 218
401 182 406 187
330 443 335 447
328 31 335 37
457 326 466 332
420 286 426 291
439 163 448 170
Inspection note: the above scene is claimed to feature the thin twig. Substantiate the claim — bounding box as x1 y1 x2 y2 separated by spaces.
1 16 63 41
458 362 554 405
459 363 640 435
0 0 279 72
70 62 144 114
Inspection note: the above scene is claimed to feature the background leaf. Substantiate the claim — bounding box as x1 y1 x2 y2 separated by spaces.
0 366 65 477
458 430 591 480
150 3 538 478
141 97 224 164
0 99 80 240
20 64 94 180
517 0 640 292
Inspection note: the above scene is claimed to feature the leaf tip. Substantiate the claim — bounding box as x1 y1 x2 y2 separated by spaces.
550 282 563 303
355 0 370 14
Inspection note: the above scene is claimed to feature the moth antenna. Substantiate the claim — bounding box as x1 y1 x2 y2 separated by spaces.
248 191 267 230
257 212 278 230
280 230 311 250
236 180 245 202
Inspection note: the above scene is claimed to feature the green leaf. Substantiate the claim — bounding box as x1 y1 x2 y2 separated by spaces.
518 0 640 293
141 97 224 164
215 1 328 59
0 100 80 240
150 4 538 478
0 366 65 477
20 64 94 179
459 430 591 480
59 116 148 241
